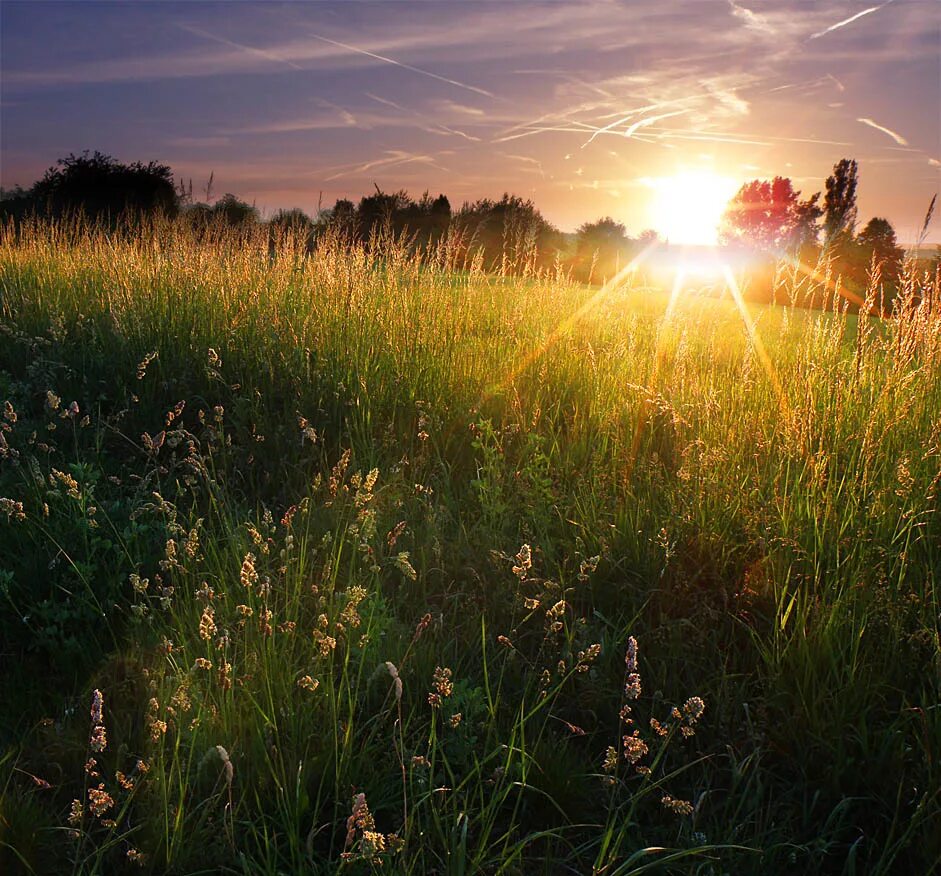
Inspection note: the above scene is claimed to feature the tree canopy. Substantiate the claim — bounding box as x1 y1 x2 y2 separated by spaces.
718 177 821 252
29 151 178 221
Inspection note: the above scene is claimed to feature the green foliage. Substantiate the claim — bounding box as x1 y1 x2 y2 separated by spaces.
0 218 939 875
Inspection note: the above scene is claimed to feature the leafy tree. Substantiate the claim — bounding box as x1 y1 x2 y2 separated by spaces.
355 187 414 240
15 151 178 222
719 177 821 251
856 216 904 284
454 193 562 273
823 158 859 246
574 217 630 281
269 208 314 233
211 193 259 226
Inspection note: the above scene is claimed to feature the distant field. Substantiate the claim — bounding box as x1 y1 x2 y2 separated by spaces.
0 221 939 874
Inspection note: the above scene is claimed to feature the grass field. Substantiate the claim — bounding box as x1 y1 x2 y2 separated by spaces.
0 220 939 874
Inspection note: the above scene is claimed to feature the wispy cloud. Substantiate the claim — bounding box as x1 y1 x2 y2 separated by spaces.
304 31 495 98
323 150 448 182
728 1 775 35
178 23 304 70
809 3 890 40
857 117 909 146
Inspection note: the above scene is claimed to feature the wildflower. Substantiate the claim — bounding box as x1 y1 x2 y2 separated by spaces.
297 675 320 692
393 551 417 581
88 784 115 818
89 724 107 753
329 449 351 497
88 689 106 751
68 799 84 826
136 351 158 380
661 794 694 816
115 771 134 790
240 553 258 590
345 792 375 846
512 544 532 579
622 731 648 765
313 629 337 656
386 520 407 549
578 554 600 582
602 745 618 773
576 643 602 672
412 613 432 642
0 497 26 522
50 469 81 499
449 712 463 728
340 586 367 628
45 391 61 412
199 606 216 641
683 696 706 723
624 636 641 700
2 401 16 424
432 666 453 698
127 849 146 865
194 658 212 671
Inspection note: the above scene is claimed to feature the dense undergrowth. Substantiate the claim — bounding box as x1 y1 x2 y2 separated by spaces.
0 219 938 874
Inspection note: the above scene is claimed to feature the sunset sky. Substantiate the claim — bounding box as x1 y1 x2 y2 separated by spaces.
2 0 939 242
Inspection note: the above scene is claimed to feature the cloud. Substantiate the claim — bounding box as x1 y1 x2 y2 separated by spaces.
728 1 775 35
303 31 495 98
857 117 909 146
809 4 890 40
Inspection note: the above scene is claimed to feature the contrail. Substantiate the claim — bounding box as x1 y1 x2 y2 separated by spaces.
178 24 304 70
858 117 909 146
809 4 888 40
623 110 689 138
307 31 494 98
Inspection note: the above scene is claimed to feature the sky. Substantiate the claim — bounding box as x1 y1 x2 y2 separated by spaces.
1 0 939 242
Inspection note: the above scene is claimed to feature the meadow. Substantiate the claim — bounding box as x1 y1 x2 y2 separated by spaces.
0 219 938 874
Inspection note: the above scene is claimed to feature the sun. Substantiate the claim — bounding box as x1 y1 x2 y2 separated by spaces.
646 172 740 246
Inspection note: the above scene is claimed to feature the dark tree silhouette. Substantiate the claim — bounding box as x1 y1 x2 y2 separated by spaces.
27 151 178 221
856 216 904 285
454 194 561 273
719 177 821 251
574 217 630 281
270 208 314 233
823 158 859 246
211 193 259 226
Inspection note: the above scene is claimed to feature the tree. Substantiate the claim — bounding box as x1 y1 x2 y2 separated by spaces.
25 151 179 222
574 217 630 281
211 193 259 226
269 208 314 233
719 177 820 251
454 193 562 273
856 216 903 284
823 158 858 246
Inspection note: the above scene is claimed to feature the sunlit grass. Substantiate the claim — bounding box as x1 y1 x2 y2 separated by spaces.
0 217 938 874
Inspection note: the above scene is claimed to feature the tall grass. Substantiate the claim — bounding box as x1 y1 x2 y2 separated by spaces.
0 217 938 874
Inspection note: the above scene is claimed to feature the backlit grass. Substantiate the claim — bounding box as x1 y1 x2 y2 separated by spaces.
0 218 938 874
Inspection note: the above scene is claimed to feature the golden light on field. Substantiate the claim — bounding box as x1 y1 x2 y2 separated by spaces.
646 172 740 246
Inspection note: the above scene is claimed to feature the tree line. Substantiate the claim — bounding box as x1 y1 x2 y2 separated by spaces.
1 151 934 309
